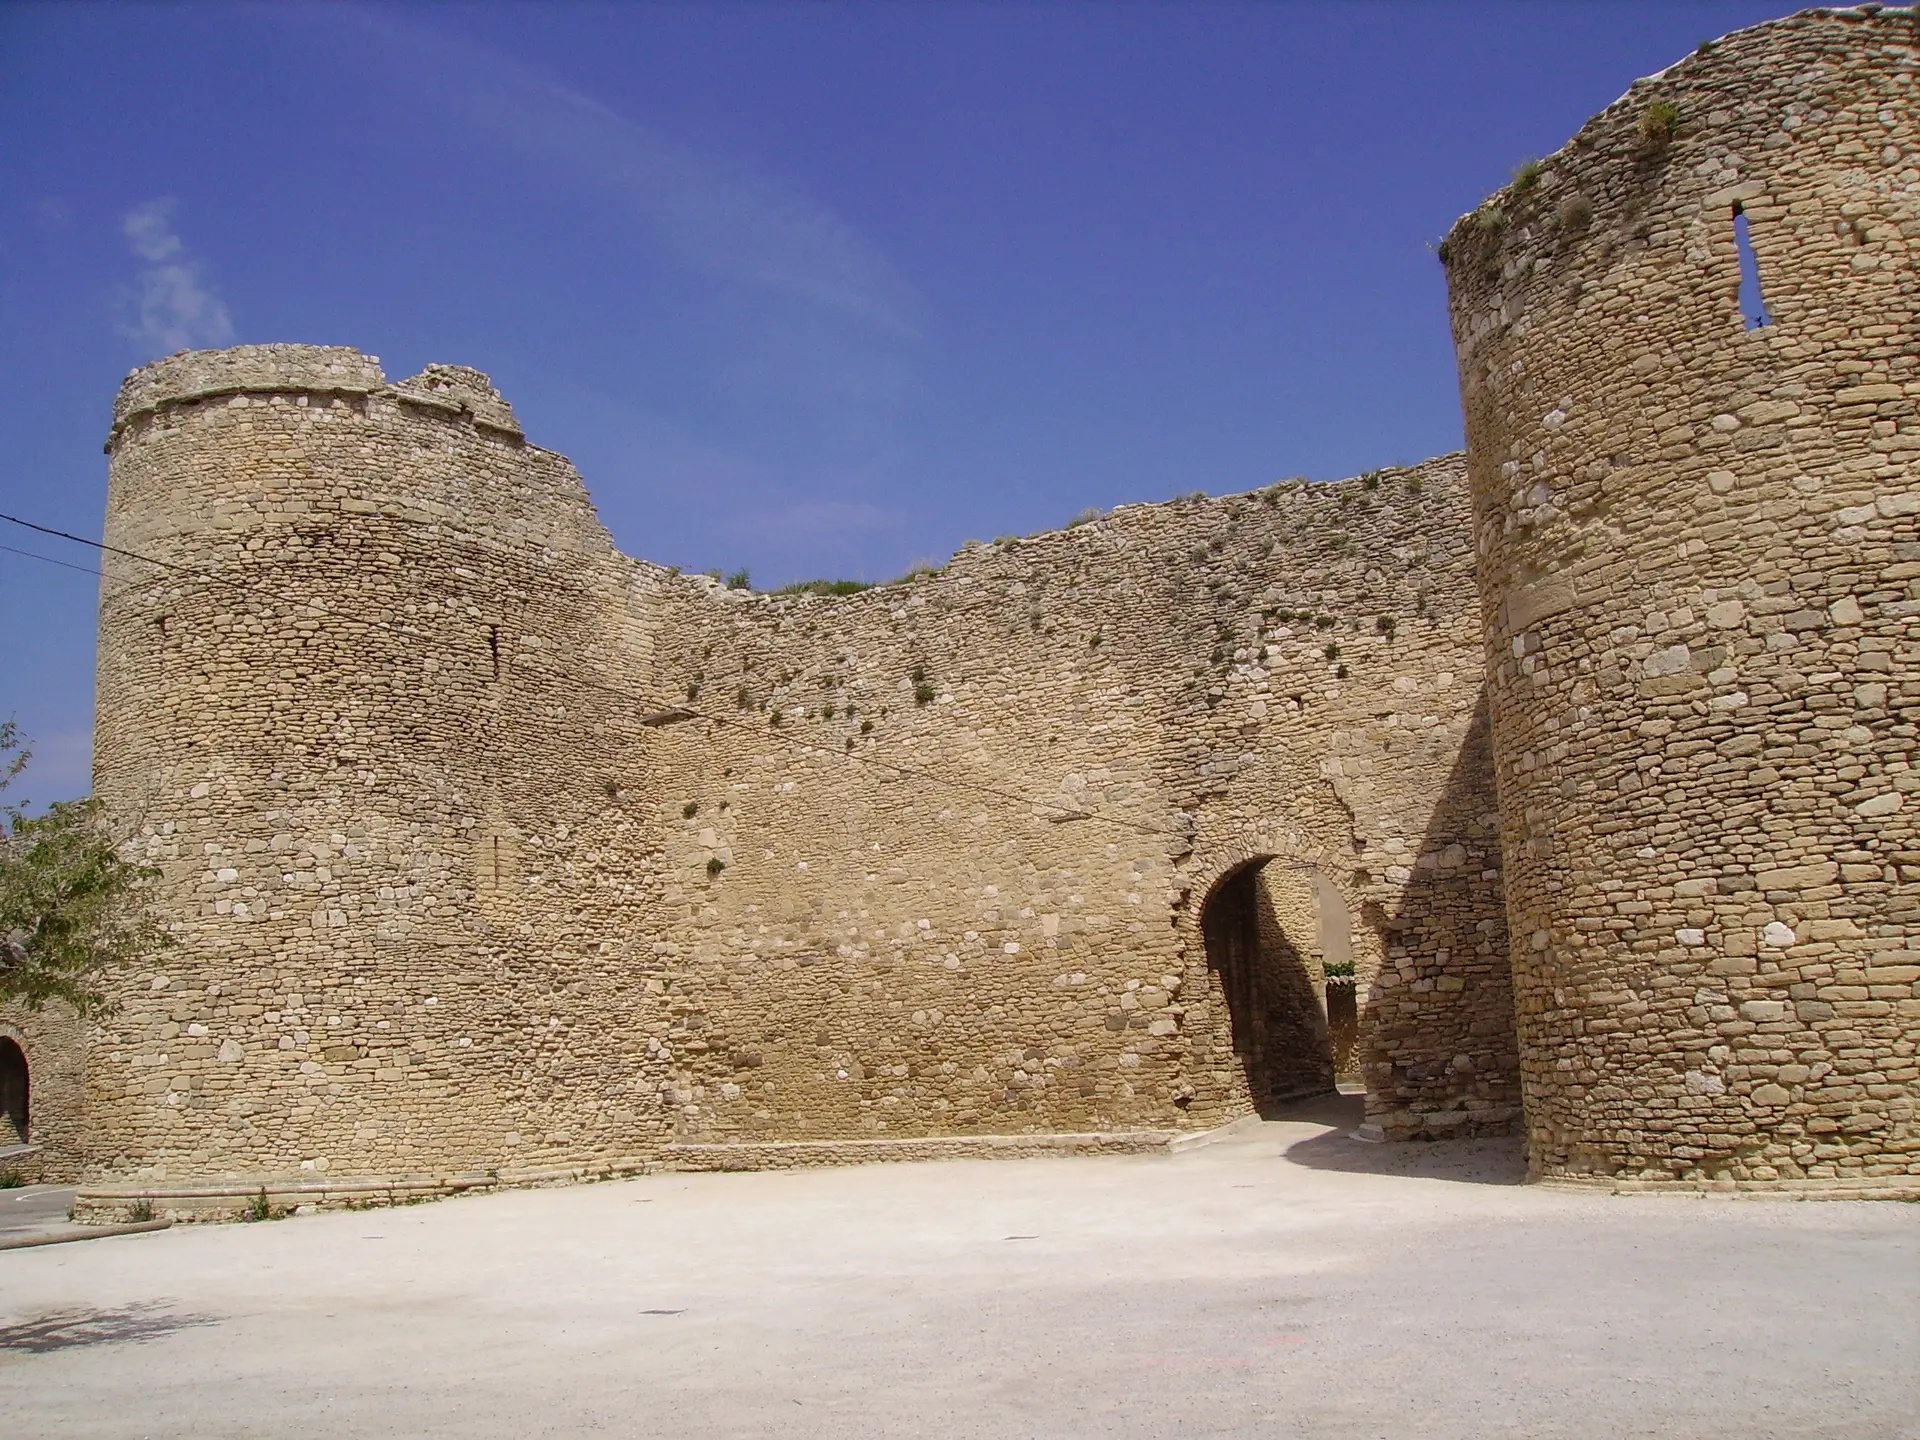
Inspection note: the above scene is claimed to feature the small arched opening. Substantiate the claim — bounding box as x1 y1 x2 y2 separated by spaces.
0 1038 27 1145
1199 859 1340 1115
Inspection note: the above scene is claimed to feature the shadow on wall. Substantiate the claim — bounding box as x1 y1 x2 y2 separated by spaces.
1302 869 1362 1079
1201 863 1335 1116
1361 685 1522 1140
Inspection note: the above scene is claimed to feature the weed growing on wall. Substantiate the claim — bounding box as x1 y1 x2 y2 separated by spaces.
1557 193 1595 232
1640 99 1681 146
777 579 874 597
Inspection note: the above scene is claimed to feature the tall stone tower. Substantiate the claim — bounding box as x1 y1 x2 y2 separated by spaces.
1446 8 1917 1186
92 346 656 1186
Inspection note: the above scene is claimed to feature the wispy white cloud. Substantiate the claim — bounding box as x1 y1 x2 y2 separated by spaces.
119 199 235 355
336 8 921 372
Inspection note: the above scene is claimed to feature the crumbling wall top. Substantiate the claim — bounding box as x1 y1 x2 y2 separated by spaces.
112 344 388 429
388 363 523 436
1440 4 1915 277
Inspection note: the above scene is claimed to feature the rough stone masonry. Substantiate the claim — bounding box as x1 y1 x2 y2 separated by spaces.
2 6 1912 1215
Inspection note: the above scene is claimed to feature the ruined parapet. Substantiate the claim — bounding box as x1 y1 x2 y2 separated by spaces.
387 363 525 436
109 345 385 432
1445 8 1919 1186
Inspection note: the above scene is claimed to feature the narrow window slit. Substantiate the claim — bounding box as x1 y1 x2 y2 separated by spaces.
488 625 501 680
1733 205 1771 330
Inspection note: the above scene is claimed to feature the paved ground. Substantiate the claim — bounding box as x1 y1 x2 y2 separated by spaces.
0 1182 76 1242
1 1095 1914 1439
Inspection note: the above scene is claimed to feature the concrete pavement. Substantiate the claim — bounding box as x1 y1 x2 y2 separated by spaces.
0 1184 77 1243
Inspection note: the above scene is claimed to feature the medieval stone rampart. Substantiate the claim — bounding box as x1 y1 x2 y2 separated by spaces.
1445 5 1918 1185
16 8 1911 1210
56 340 1515 1206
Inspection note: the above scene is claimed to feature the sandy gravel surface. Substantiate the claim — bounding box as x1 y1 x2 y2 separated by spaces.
2 1096 1913 1439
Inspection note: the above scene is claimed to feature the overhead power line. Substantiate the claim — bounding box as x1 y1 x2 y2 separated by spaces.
0 510 1177 840
0 543 106 579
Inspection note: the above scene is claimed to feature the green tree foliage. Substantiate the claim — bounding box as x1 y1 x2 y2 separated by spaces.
0 721 168 1016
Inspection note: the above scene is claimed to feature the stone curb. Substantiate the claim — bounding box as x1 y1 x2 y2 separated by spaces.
662 1131 1177 1172
0 1219 173 1252
72 1157 659 1222
1166 1114 1268 1153
1534 1176 1920 1203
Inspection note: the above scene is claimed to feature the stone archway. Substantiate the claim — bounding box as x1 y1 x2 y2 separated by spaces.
1198 858 1338 1116
0 1037 27 1145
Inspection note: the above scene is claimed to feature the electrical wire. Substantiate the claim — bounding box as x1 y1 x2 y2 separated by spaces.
0 542 106 579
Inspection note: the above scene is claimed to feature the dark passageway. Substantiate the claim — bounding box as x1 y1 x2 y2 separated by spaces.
1200 862 1335 1115
0 1038 28 1144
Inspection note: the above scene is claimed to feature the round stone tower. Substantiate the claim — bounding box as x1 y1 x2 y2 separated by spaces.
1445 8 1917 1189
90 345 645 1198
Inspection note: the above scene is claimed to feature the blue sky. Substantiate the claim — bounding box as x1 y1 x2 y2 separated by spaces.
1 0 1792 802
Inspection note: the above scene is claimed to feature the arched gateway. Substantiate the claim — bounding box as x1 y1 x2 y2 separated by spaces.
0 1037 27 1146
1198 858 1346 1115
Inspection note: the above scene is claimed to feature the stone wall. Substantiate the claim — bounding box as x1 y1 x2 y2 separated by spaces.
633 456 1515 1148
1445 6 1918 1184
74 342 1516 1198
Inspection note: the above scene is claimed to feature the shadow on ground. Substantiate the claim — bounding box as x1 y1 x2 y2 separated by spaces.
1273 1092 1527 1186
0 1304 216 1355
